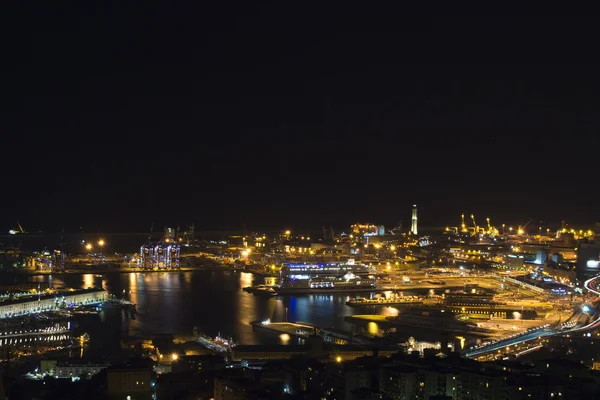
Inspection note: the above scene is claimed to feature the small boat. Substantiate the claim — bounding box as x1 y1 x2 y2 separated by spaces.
243 284 278 296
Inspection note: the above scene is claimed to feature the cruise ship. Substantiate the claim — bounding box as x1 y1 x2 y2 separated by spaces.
277 261 377 294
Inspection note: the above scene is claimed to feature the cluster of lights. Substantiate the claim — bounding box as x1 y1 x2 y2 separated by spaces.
84 239 105 251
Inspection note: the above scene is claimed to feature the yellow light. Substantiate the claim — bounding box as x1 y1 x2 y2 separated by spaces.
336 356 342 363
98 240 105 246
285 230 291 235
85 244 92 251
171 353 178 361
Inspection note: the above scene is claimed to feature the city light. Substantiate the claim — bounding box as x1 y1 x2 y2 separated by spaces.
171 353 178 361
582 305 591 313
85 244 92 251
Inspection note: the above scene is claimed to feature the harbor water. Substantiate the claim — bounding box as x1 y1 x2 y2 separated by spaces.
14 270 469 358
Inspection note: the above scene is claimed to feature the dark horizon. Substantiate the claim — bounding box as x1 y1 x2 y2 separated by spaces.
3 5 599 232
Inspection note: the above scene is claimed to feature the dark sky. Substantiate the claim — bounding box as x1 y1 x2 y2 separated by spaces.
2 5 599 232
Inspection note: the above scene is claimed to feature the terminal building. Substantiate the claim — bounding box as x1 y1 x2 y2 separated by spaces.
0 289 107 319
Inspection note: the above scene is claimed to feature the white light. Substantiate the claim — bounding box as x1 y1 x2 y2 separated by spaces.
587 260 599 269
582 305 591 313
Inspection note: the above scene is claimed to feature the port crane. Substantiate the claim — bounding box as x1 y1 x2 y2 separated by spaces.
517 219 533 235
470 214 478 236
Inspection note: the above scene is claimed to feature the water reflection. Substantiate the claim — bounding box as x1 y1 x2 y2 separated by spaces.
83 274 95 289
22 271 473 348
279 333 290 344
236 273 261 344
367 322 379 336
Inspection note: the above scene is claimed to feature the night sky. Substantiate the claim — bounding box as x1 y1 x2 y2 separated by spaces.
3 5 599 233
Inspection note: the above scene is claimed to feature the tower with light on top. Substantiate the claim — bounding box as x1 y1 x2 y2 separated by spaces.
411 205 418 235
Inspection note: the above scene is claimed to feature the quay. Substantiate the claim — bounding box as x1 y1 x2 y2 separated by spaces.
251 320 318 337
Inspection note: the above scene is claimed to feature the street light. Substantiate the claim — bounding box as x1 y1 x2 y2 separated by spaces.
98 240 105 255
85 243 92 251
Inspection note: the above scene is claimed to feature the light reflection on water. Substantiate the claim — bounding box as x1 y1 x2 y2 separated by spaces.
24 271 467 348
367 322 379 336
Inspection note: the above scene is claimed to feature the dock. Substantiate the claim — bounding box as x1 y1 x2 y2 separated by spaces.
251 320 319 337
346 298 425 307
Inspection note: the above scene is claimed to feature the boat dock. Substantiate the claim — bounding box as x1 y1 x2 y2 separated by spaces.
251 320 319 337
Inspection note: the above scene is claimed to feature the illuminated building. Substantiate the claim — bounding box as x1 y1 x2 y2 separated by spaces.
351 224 384 237
411 204 418 235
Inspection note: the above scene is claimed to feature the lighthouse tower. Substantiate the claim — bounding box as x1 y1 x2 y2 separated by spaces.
411 205 418 235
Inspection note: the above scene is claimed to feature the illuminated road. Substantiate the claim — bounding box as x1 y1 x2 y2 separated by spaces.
463 325 552 358
584 276 600 295
464 275 600 359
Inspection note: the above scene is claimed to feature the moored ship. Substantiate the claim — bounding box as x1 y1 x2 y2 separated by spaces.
193 327 236 353
276 261 377 294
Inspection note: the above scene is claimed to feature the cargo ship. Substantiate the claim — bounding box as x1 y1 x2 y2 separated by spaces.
276 261 377 294
193 327 236 354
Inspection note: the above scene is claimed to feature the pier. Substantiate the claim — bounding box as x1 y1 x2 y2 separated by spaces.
251 320 319 337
